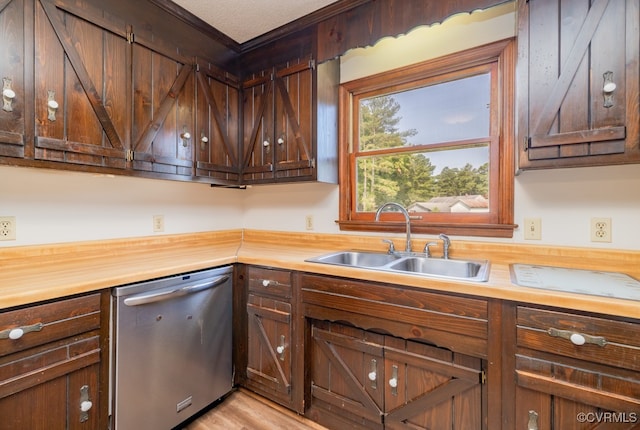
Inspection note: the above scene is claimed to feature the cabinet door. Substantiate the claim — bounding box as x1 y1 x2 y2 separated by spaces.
0 0 26 159
130 39 195 178
518 0 640 169
516 384 639 430
272 59 314 180
241 70 274 182
241 58 318 184
0 363 100 430
246 294 293 403
384 337 484 430
309 321 384 429
195 62 240 184
34 0 129 168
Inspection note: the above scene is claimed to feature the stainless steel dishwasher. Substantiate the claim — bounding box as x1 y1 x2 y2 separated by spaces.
111 266 233 430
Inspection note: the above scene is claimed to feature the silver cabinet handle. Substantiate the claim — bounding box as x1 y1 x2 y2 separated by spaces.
0 322 43 340
547 328 607 347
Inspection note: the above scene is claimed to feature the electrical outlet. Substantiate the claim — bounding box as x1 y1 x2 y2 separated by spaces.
0 216 16 241
591 217 611 243
523 217 541 240
153 215 164 233
305 215 314 231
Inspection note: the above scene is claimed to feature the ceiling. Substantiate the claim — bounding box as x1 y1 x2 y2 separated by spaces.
170 0 340 44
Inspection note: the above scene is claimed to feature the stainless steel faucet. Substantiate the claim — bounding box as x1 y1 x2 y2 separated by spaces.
375 202 412 253
439 233 451 259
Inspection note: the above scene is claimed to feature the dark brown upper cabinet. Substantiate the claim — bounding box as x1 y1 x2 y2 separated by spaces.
194 61 241 185
1 0 240 183
241 57 339 185
129 38 196 179
517 0 640 170
34 0 130 169
0 0 26 159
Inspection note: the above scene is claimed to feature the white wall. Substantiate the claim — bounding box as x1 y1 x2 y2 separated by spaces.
2 2 639 251
0 165 244 246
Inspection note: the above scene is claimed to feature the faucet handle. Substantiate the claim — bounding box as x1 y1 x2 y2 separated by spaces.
381 239 396 254
423 242 437 258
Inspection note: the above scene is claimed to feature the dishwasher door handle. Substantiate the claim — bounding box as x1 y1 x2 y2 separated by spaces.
123 275 230 307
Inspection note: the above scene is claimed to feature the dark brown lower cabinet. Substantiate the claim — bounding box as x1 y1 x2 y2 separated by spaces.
0 291 109 430
512 305 640 429
308 320 484 430
241 266 304 413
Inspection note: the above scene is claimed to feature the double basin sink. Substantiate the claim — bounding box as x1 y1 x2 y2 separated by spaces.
306 250 490 282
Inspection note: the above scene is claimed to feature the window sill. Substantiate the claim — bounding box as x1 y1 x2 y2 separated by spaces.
336 220 517 238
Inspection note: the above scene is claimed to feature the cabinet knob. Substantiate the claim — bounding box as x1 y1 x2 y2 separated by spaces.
0 322 43 340
527 410 539 430
8 328 23 340
569 333 586 346
368 371 377 381
2 78 15 112
277 137 285 145
277 334 286 361
262 279 270 287
388 377 398 388
80 400 93 412
263 140 270 147
603 71 616 108
79 385 92 423
47 90 58 121
181 128 191 147
547 327 607 347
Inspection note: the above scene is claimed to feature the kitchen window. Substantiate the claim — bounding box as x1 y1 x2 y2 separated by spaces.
337 39 516 238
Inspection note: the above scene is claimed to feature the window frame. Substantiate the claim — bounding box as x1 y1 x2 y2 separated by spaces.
337 39 516 238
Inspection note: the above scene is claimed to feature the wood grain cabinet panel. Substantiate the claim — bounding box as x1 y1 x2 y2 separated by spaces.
241 266 303 413
301 273 489 429
308 320 484 430
513 305 640 429
130 39 195 178
194 61 241 184
517 0 640 169
34 0 130 169
0 0 241 183
241 57 338 184
0 291 108 430
0 0 27 159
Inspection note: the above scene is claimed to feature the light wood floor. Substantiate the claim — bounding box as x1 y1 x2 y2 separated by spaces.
182 389 327 430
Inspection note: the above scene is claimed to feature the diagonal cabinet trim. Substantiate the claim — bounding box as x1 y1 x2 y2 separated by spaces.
312 326 383 415
529 0 610 141
275 78 311 164
248 307 290 391
196 71 238 167
0 0 12 14
242 79 273 169
132 64 193 155
39 0 124 151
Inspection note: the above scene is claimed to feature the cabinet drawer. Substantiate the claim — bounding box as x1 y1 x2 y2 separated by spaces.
301 273 488 358
247 266 292 299
0 293 101 357
516 306 640 371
